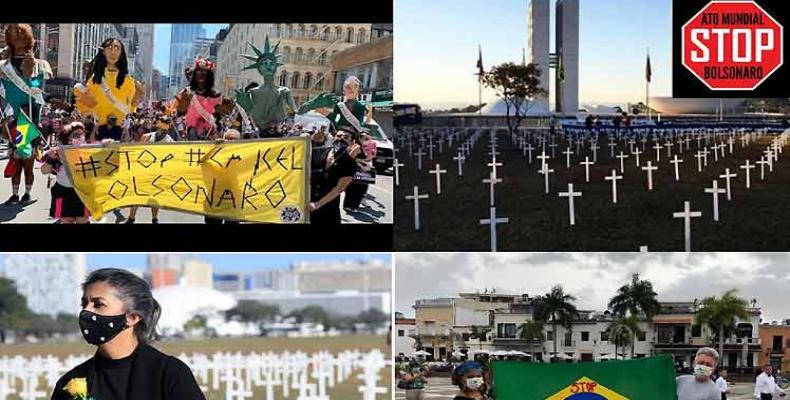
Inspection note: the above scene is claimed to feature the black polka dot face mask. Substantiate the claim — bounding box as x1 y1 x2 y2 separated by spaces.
78 309 129 345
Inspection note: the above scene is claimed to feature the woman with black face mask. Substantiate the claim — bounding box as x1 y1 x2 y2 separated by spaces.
50 268 205 400
309 126 363 225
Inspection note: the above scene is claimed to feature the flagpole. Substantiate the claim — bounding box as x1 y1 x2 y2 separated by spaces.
646 47 650 123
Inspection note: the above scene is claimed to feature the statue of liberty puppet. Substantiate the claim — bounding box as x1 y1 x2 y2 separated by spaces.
234 36 297 136
73 37 145 142
0 23 53 205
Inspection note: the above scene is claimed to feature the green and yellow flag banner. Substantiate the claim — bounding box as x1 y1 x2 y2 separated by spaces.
14 110 41 159
492 355 676 399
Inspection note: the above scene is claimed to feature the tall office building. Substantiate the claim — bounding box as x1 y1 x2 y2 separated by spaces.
525 0 579 114
555 0 579 114
182 260 214 288
2 255 86 318
168 24 205 96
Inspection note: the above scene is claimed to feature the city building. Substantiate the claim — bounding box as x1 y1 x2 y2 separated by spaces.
252 269 295 291
181 260 213 288
158 73 170 100
652 301 762 369
147 267 178 289
413 297 455 360
213 272 245 292
411 293 763 368
215 23 373 103
193 37 216 62
395 313 417 357
330 34 392 96
2 254 86 318
168 24 205 97
234 289 390 316
554 0 579 114
147 254 185 272
151 68 162 100
759 321 790 370
292 259 391 293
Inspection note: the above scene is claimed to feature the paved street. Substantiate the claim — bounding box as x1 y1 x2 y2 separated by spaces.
0 150 392 224
395 377 763 399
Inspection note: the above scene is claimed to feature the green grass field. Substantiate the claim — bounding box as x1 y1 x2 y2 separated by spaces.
395 130 790 251
0 335 391 400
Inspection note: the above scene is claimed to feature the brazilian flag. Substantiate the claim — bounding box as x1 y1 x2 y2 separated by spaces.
13 109 41 159
492 355 676 399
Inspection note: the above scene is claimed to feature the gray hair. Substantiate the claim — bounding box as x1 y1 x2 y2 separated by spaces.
83 268 161 344
343 76 361 89
695 347 720 363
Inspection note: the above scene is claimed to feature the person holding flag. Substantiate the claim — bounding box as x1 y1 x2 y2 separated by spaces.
0 24 52 205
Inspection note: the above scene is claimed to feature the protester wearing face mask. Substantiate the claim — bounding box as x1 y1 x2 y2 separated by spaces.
40 122 90 224
126 116 174 224
308 126 362 225
397 359 426 400
452 361 490 400
50 268 205 400
676 347 721 400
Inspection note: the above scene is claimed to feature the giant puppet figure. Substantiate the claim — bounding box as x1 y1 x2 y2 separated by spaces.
0 24 52 205
74 37 144 134
174 58 234 139
297 76 372 133
234 36 297 135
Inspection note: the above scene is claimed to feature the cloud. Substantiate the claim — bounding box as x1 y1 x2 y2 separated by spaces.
395 253 790 322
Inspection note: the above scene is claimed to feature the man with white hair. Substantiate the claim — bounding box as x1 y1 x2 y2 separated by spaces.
755 364 786 400
677 347 721 400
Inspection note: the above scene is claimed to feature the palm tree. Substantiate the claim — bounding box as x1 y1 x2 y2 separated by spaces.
695 289 750 365
534 285 579 363
518 320 545 360
608 274 661 358
606 318 631 361
469 326 491 350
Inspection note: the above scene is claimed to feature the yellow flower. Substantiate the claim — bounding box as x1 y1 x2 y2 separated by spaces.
63 377 88 399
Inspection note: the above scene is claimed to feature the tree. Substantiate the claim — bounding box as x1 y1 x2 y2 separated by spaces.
226 301 281 323
695 289 749 366
518 320 545 359
482 62 548 137
184 315 207 332
469 326 491 350
290 305 330 330
608 274 661 358
534 286 579 363
0 277 34 341
606 317 633 360
357 309 389 327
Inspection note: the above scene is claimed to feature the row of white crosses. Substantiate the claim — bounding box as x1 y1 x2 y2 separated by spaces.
0 349 389 400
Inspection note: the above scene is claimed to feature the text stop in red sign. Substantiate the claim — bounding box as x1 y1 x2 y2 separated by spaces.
682 0 783 90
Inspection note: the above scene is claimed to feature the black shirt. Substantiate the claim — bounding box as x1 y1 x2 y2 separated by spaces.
51 344 205 400
310 149 357 225
97 125 123 141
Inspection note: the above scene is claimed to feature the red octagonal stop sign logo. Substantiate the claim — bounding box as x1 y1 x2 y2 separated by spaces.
682 0 784 91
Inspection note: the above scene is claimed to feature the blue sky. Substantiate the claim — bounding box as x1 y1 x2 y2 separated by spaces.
153 24 228 74
395 0 673 108
0 254 391 273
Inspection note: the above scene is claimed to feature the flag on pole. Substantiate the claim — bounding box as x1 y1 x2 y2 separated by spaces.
12 109 41 159
557 54 565 83
492 355 675 399
476 45 484 81
645 51 652 83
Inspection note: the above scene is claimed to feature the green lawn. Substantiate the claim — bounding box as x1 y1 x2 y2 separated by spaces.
395 130 790 251
0 335 391 400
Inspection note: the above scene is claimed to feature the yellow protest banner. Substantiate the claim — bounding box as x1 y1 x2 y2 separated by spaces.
61 137 310 223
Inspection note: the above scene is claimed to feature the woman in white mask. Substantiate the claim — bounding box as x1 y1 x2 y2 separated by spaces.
451 361 491 400
676 347 721 400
